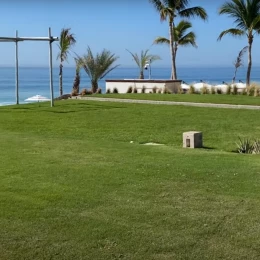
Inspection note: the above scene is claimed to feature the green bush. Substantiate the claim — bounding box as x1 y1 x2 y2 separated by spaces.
247 86 255 96
226 85 232 95
112 88 119 94
106 88 111 94
216 88 222 94
126 86 133 93
232 85 238 95
152 86 157 93
96 88 102 94
211 87 216 94
188 85 195 94
133 87 138 93
141 86 146 93
201 85 209 94
236 137 260 154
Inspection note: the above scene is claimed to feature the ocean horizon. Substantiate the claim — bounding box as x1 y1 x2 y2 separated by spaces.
1 66 260 106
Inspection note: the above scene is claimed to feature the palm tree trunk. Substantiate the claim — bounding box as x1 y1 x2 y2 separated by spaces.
139 71 144 79
72 72 80 93
59 63 63 96
91 80 98 93
246 36 253 87
169 18 177 80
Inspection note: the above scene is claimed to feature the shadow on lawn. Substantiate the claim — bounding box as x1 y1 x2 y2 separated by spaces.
1 102 126 113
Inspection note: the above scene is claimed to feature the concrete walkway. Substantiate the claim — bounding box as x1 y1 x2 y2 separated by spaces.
72 96 260 110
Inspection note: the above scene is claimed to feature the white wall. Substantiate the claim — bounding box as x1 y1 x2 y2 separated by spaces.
106 81 168 94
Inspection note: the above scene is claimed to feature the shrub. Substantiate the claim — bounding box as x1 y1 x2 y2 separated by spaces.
106 88 111 94
141 86 146 93
232 85 238 95
188 85 195 94
113 88 119 94
236 137 253 154
252 139 260 154
211 86 216 94
178 86 184 94
226 85 232 95
216 88 222 94
80 88 92 96
96 88 102 94
157 89 162 94
133 87 138 93
163 87 171 94
247 86 255 96
254 87 259 97
127 86 133 93
241 88 247 95
152 86 157 93
201 85 209 94
236 137 260 154
71 89 78 96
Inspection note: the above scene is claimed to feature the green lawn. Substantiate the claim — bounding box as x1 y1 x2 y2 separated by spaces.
1 100 260 259
96 93 260 106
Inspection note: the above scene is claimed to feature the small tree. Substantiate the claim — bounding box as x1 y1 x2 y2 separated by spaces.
77 46 119 93
232 46 248 83
72 58 81 94
57 28 76 96
126 49 161 79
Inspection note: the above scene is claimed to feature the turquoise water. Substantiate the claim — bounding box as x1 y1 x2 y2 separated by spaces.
0 66 260 105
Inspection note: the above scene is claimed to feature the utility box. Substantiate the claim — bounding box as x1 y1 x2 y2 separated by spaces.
183 131 203 148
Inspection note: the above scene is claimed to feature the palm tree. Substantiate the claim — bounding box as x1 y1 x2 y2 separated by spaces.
149 0 207 80
72 58 81 94
217 0 260 86
233 46 248 83
126 49 161 79
153 20 197 79
57 28 76 96
77 46 119 93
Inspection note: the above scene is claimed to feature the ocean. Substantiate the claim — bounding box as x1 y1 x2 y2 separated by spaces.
0 66 260 106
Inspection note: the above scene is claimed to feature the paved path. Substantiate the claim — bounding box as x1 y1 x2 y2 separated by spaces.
72 97 260 110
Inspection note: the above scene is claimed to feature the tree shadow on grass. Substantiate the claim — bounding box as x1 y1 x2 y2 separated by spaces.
0 103 126 113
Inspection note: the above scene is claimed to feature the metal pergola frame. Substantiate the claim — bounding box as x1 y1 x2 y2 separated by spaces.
0 27 59 107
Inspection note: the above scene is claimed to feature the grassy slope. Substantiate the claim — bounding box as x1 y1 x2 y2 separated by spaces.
1 100 260 260
96 93 260 106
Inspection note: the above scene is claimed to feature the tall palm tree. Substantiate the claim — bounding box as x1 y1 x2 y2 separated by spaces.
126 49 161 79
72 58 81 94
57 28 76 96
77 46 119 93
154 20 197 79
217 0 260 86
149 0 207 80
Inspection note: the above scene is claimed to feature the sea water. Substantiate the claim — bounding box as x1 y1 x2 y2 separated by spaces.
0 66 260 105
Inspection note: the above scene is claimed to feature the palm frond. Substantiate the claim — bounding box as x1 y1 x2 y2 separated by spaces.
154 37 170 45
78 46 119 83
178 6 208 20
154 20 197 48
178 31 197 47
57 28 76 63
217 28 245 41
234 46 248 68
126 49 141 68
127 49 161 70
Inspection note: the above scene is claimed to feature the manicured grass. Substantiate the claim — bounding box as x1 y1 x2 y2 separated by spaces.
1 100 260 259
97 93 260 106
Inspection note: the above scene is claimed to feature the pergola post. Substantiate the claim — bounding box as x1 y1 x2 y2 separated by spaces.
0 30 58 107
48 27 54 107
15 30 19 105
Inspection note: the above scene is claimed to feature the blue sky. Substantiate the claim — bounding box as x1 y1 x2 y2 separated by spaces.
0 0 259 68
